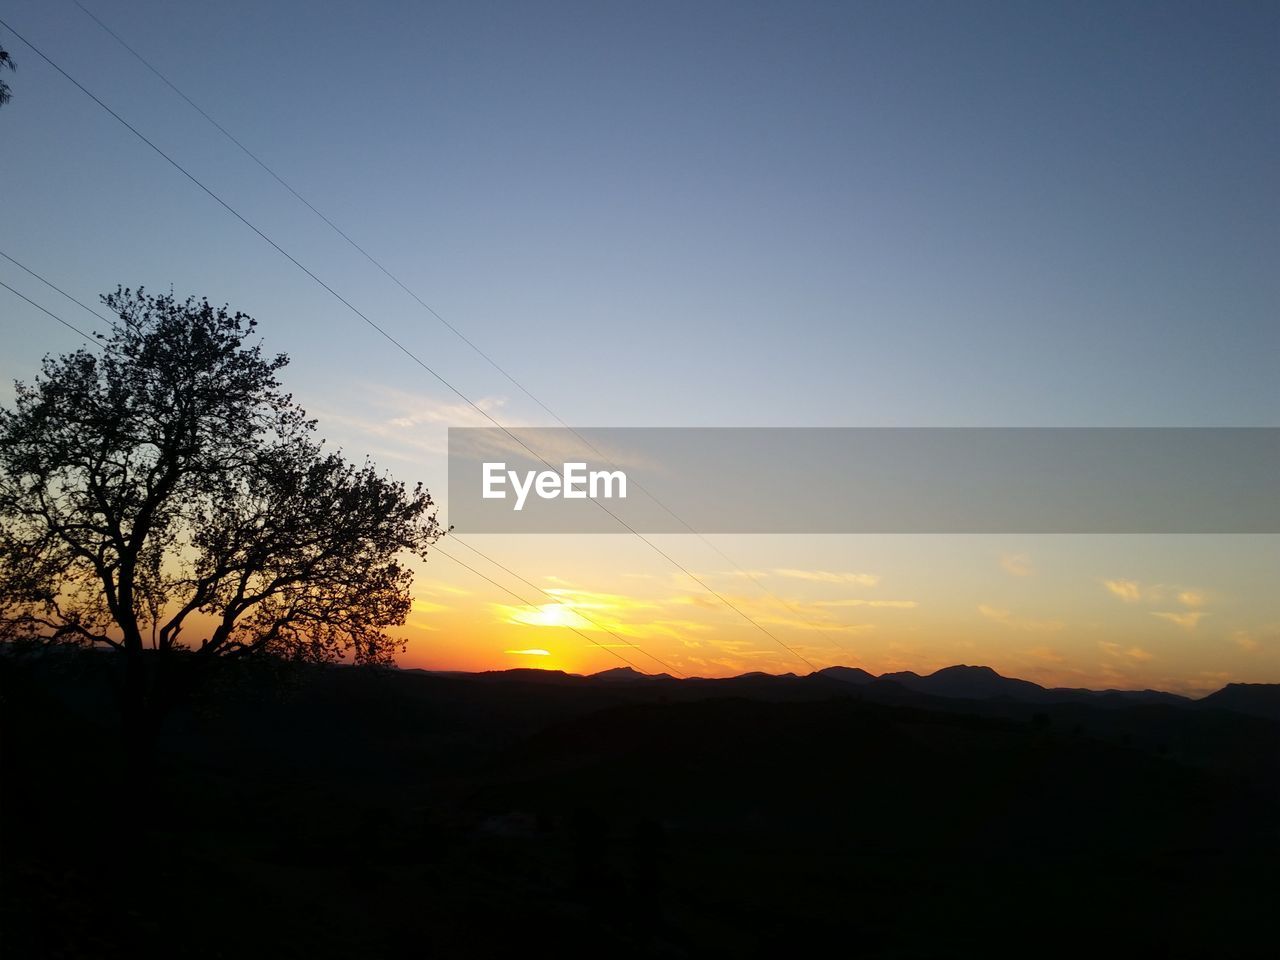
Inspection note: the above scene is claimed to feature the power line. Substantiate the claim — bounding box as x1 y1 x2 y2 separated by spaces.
445 534 684 677
1 249 114 328
1 21 569 510
0 277 100 345
1 255 684 677
0 275 657 674
0 18 490 428
582 522 820 672
432 541 680 677
67 0 856 666
68 0 587 437
3 15 818 672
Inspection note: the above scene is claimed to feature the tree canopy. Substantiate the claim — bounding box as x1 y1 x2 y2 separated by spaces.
0 44 13 107
0 288 442 669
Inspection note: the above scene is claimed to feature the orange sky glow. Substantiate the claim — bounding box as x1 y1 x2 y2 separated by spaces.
394 532 1280 696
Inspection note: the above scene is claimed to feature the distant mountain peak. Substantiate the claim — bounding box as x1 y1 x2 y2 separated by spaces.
590 666 672 682
410 661 1240 711
815 666 877 685
935 664 1001 676
878 664 1046 701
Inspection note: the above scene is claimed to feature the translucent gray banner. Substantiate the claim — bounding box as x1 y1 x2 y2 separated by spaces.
447 428 1279 533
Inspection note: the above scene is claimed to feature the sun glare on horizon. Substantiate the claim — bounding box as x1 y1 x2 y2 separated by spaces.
502 602 595 630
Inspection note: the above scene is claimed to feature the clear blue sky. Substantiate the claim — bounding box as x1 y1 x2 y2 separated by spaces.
3 0 1276 431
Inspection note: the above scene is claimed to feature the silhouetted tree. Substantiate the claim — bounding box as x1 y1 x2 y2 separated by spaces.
0 44 14 107
0 287 443 756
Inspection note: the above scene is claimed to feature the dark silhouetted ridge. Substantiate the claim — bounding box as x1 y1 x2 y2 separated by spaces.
589 666 675 682
1200 682 1280 721
880 664 1047 701
815 665 877 685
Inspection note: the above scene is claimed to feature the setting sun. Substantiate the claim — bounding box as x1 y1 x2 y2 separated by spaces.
503 602 594 630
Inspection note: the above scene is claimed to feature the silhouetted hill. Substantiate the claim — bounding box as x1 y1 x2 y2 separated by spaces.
815 665 876 684
467 667 583 684
590 666 675 682
1048 686 1192 707
880 663 1046 700
865 664 1195 708
4 648 1276 958
1200 682 1280 721
408 661 1249 717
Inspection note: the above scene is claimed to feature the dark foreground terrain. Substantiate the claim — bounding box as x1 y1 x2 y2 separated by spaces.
3 651 1278 958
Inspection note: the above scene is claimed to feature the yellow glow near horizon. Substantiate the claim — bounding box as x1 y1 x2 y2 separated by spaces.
504 602 594 630
395 534 1280 694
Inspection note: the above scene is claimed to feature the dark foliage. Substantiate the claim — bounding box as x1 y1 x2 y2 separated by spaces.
0 288 442 745
0 44 13 107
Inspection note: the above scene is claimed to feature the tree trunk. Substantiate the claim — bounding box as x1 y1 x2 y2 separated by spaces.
121 647 154 782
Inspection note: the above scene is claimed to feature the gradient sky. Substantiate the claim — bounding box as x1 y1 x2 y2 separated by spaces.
1 0 1276 692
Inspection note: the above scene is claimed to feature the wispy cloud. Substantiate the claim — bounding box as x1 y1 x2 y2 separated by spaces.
1103 579 1142 602
414 579 473 597
383 390 510 429
978 604 1065 632
446 413 657 470
1028 645 1066 663
1152 610 1206 630
752 617 874 634
1000 553 1034 577
1234 630 1261 653
813 598 917 609
541 587 660 613
410 598 449 614
1102 579 1207 608
504 648 550 656
312 386 515 458
1100 641 1155 662
773 569 880 587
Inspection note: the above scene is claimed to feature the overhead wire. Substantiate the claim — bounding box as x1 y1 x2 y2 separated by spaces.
65 0 859 666
0 273 684 674
2 12 839 672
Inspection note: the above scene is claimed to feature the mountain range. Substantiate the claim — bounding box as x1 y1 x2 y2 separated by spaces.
419 662 1280 721
8 646 1279 957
